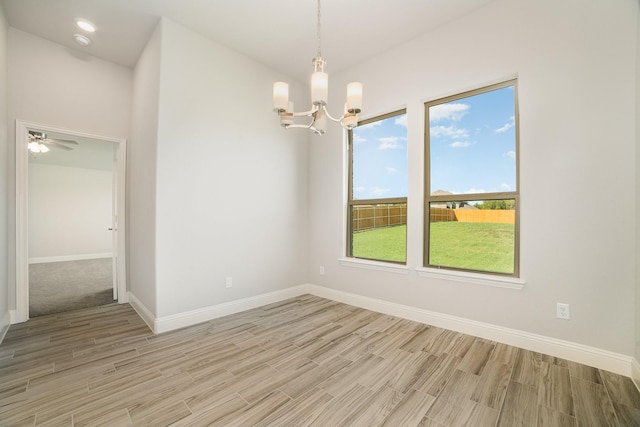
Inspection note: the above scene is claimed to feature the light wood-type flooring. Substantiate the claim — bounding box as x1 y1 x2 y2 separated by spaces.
1 295 639 426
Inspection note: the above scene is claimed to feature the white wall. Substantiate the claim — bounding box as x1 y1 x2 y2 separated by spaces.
309 0 638 356
28 163 112 261
129 21 161 315
0 3 9 333
6 28 132 312
635 3 640 375
7 29 132 138
152 19 309 317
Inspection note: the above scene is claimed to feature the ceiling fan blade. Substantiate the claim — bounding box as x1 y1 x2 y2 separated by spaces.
42 138 78 145
44 140 74 150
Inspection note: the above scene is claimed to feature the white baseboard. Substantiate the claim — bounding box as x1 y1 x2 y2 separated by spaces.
125 283 635 378
631 357 640 392
154 286 309 333
29 253 112 264
130 286 309 334
0 310 10 344
127 292 156 332
303 284 634 378
9 309 19 324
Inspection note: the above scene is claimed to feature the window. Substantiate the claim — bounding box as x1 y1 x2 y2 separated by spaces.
425 80 519 276
348 109 407 263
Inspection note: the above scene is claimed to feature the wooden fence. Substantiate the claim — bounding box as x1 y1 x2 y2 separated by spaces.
353 205 514 232
429 207 456 223
451 208 515 224
352 204 407 232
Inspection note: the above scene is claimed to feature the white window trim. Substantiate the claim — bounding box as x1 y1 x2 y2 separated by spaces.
337 256 524 290
338 257 410 274
416 267 524 290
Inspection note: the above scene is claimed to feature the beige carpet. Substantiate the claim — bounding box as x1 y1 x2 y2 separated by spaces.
29 258 115 317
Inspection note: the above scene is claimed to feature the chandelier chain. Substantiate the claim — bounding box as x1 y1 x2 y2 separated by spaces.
316 0 322 58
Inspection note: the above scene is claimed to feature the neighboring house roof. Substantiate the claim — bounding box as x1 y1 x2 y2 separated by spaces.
430 190 478 209
456 203 478 210
431 189 454 196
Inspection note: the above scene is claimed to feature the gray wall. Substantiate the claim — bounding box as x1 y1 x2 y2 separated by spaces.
308 0 637 357
151 19 309 317
0 3 9 332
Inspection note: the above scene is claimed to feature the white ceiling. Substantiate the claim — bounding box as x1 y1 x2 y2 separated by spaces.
5 0 495 169
1 0 495 83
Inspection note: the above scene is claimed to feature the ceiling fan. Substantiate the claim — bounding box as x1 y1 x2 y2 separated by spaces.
28 130 78 153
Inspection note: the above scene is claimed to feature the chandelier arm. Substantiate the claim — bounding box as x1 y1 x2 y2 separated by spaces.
286 114 317 129
286 123 315 130
290 106 319 117
322 106 344 123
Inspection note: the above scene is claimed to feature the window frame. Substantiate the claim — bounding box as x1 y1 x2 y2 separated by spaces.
347 108 408 265
424 79 520 277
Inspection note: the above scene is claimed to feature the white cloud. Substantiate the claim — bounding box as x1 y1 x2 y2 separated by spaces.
353 134 366 144
467 188 486 194
431 125 469 139
370 187 391 197
429 103 470 122
378 136 402 150
354 186 366 194
385 167 398 174
501 183 513 191
357 121 382 131
449 141 471 148
504 150 516 159
380 136 398 144
496 116 515 133
394 115 407 128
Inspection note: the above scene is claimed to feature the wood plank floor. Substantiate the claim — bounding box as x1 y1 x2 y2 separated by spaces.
1 295 639 426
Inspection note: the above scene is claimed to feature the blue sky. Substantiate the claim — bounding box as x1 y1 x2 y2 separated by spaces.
352 86 516 200
352 113 408 199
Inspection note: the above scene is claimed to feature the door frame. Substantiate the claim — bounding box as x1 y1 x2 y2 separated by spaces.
14 120 128 322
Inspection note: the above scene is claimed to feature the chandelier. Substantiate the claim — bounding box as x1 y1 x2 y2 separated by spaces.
272 0 362 135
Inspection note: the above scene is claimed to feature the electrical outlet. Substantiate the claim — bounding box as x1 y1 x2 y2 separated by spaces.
225 277 233 288
319 266 325 275
556 303 570 320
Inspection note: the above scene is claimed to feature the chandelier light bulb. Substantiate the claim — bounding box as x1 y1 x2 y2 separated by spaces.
311 70 328 106
273 82 289 111
347 82 363 113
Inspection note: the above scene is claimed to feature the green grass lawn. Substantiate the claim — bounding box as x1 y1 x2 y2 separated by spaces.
352 222 515 273
352 225 407 263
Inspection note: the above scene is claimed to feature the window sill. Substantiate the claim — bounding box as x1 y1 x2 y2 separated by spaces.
415 267 525 290
338 257 409 274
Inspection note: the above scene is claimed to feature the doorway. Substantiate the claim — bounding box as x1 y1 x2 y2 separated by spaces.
15 121 127 322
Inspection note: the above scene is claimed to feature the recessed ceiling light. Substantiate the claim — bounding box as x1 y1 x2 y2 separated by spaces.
76 19 96 33
73 34 91 47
